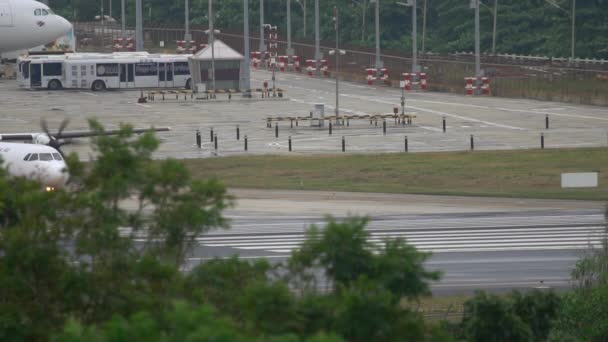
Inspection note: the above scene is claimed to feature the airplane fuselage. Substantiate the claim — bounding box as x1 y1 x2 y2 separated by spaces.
0 142 69 189
0 0 72 54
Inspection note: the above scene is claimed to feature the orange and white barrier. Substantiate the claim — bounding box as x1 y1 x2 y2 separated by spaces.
465 77 474 95
481 77 491 95
403 73 412 90
403 72 427 91
113 37 135 52
464 77 491 96
278 56 287 72
251 52 261 68
306 59 315 77
366 68 376 85
321 60 329 77
420 73 427 90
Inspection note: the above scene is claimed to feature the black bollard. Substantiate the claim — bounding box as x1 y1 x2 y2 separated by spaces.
244 135 248 151
342 136 345 152
195 130 201 148
470 135 474 150
383 120 387 135
545 114 549 130
275 123 279 138
210 127 214 142
442 117 446 132
214 134 218 150
236 125 240 140
289 136 292 151
541 133 545 149
405 136 408 152
329 122 333 135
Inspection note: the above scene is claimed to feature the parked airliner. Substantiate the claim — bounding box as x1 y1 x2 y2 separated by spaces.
0 0 72 54
0 125 171 190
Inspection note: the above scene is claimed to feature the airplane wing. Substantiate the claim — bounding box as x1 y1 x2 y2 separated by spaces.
0 127 171 142
55 127 171 139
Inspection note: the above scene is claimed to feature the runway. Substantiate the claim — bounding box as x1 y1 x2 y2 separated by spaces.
170 190 606 295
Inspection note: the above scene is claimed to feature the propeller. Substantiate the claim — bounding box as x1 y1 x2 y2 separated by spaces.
40 118 71 156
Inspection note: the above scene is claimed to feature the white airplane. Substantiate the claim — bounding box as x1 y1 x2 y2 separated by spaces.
0 121 171 191
0 0 72 54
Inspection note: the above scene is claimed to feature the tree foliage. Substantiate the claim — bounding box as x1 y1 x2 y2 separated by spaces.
51 0 608 58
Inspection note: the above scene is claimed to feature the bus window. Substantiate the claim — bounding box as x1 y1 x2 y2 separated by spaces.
174 62 190 75
96 63 119 77
135 62 158 76
43 63 62 76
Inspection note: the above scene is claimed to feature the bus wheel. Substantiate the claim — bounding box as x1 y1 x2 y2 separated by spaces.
48 79 62 90
185 79 192 90
92 80 106 91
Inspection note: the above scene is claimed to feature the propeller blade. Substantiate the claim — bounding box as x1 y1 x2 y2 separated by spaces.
57 118 70 138
41 118 50 136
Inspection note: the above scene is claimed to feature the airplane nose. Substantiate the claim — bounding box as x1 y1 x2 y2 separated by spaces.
58 16 73 35
44 163 69 190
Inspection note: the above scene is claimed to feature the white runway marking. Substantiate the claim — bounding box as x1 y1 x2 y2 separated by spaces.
78 92 99 97
135 103 151 108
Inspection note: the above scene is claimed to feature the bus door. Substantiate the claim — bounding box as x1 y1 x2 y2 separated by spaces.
30 63 42 88
119 63 135 88
158 62 174 88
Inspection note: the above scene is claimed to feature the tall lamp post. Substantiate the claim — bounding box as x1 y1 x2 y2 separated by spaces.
329 6 345 120
243 0 251 95
371 0 382 69
295 0 306 38
397 1 418 73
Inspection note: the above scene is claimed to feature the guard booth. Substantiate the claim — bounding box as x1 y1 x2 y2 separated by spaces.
188 39 246 93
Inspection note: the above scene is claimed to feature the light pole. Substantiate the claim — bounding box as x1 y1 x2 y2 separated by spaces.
259 0 266 52
545 0 576 59
185 0 191 41
372 0 382 69
295 0 306 38
135 0 143 51
207 0 218 94
421 0 426 54
492 0 497 54
243 0 251 95
397 1 418 73
121 0 126 38
470 0 481 77
286 0 294 55
314 0 320 61
330 6 345 120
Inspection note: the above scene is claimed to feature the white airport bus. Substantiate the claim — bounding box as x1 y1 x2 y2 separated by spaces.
17 52 193 91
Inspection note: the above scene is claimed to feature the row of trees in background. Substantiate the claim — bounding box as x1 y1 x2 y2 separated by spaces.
49 0 608 59
1 122 607 340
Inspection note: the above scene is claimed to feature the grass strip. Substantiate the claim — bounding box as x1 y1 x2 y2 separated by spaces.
182 148 608 201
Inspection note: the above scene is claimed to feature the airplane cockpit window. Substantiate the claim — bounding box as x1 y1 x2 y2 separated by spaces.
23 153 31 161
28 153 39 161
46 9 54 15
34 9 41 16
52 153 63 161
41 9 49 15
39 153 53 161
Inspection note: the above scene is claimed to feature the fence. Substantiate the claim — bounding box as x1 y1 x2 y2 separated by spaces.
73 22 608 106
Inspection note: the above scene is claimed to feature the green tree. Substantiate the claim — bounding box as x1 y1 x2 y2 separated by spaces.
0 120 231 340
461 291 533 342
